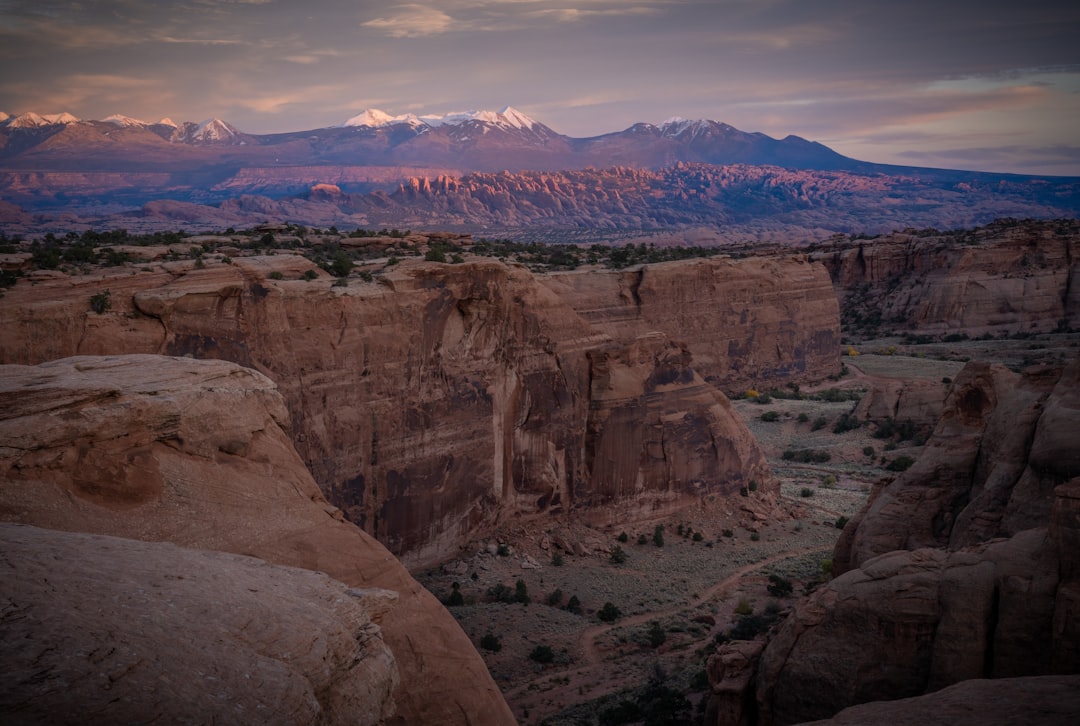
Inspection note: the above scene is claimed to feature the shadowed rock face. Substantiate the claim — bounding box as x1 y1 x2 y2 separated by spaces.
0 355 515 726
0 523 398 726
733 359 1080 725
817 219 1080 336
0 255 831 564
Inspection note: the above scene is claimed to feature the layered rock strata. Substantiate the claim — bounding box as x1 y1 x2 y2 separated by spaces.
727 359 1080 724
0 255 822 562
1 523 398 726
0 355 515 725
818 219 1080 336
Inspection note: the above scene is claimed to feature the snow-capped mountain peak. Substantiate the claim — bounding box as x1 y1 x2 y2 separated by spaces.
341 109 423 128
192 118 240 142
0 112 9 123
4 111 81 128
341 106 539 132
102 114 148 127
156 118 179 128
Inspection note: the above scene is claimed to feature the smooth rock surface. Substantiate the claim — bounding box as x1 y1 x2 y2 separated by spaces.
0 355 515 726
0 523 398 726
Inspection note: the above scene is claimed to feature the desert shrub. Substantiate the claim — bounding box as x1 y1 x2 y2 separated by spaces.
820 474 837 488
551 551 564 566
268 270 284 280
835 516 850 529
811 415 828 431
598 602 622 622
514 579 530 605
303 268 318 280
767 574 793 598
496 543 510 556
565 595 583 614
424 247 447 263
329 250 353 277
445 582 464 606
863 445 875 457
886 455 915 472
89 289 111 314
800 487 815 497
748 480 759 492
750 532 761 541
529 645 555 663
486 583 515 603
653 524 665 547
832 412 861 434
480 633 502 652
637 533 648 545
722 529 734 538
610 545 627 564
782 449 831 463
692 531 704 542
647 621 666 648
734 598 753 615
617 531 629 543
546 588 564 607
797 412 809 423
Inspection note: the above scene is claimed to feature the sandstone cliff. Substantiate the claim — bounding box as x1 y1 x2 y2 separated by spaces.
0 254 821 564
817 219 1080 337
543 255 841 392
1 523 398 725
721 359 1080 724
0 355 515 725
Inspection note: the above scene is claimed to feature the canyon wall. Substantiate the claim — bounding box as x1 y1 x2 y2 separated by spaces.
817 219 1080 336
729 359 1080 724
543 255 841 393
0 355 514 725
0 254 834 563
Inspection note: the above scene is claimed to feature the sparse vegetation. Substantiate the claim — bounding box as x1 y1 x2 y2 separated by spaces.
89 289 111 314
598 602 622 622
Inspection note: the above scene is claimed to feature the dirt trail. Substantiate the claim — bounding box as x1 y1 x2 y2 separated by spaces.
504 543 831 705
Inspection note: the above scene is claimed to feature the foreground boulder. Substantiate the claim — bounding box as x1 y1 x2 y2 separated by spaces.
1 523 398 725
0 355 514 725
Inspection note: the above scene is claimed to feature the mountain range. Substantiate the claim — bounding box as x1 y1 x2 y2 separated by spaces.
1 106 1078 239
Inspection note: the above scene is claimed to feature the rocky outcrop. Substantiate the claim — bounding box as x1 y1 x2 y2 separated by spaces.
798 675 1080 726
0 255 796 564
838 360 1077 571
542 255 841 392
1 523 398 725
727 359 1080 724
851 376 949 430
818 219 1080 336
0 355 515 726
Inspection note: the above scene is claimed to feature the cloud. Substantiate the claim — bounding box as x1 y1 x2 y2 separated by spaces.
362 5 456 38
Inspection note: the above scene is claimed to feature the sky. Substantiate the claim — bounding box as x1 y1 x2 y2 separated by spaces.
1 0 1079 175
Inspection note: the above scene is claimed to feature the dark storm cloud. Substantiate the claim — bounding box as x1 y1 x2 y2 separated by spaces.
0 0 1077 174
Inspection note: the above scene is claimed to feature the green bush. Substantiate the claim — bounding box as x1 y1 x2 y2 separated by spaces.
480 633 502 652
598 602 622 622
268 270 284 280
800 487 815 497
722 529 734 538
863 445 875 457
647 621 666 648
637 533 649 545
565 595 583 615
529 644 555 663
425 247 447 263
811 416 829 431
610 545 627 564
514 579 530 605
797 412 809 423
653 524 665 547
546 588 563 607
750 532 761 542
767 574 793 598
760 410 780 422
551 551 564 566
303 268 318 280
886 455 915 472
835 516 850 529
89 289 111 314
832 412 861 434
496 543 510 556
692 531 704 542
733 598 753 615
617 531 629 543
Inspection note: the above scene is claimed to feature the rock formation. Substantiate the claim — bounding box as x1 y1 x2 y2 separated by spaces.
0 355 515 725
708 359 1080 724
817 218 1080 337
0 254 817 563
543 255 840 392
1 523 398 725
798 675 1080 726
